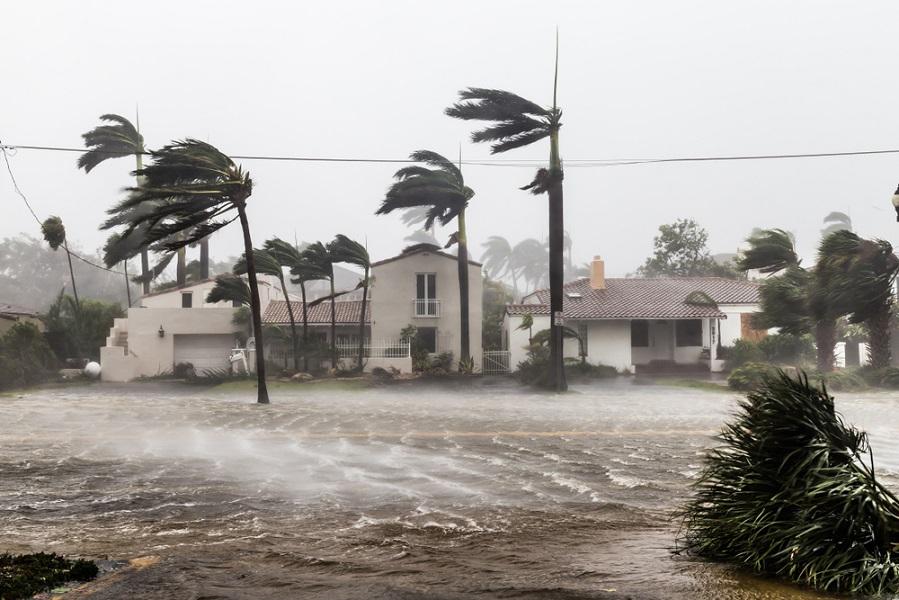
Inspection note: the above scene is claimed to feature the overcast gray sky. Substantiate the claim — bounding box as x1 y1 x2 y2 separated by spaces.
3 0 899 277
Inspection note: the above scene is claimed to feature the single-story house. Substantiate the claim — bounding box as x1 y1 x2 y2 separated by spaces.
503 257 762 373
0 303 43 336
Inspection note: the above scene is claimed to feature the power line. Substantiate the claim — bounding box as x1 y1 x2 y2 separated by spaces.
0 142 125 276
5 142 899 167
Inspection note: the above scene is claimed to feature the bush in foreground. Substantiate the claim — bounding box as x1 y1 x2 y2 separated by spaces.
0 552 98 599
680 371 899 595
726 362 777 390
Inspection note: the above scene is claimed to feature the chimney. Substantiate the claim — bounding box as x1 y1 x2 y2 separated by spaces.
590 256 606 290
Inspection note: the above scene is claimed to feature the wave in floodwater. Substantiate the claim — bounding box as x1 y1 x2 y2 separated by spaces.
1 379 897 599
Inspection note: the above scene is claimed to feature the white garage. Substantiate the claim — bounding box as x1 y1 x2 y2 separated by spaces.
173 334 236 373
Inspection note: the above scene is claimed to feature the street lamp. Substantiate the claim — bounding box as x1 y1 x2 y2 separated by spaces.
892 184 899 221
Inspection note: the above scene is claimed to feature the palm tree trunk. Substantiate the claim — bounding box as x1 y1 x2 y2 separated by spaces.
358 267 369 371
176 248 186 287
866 305 893 369
815 319 836 373
123 260 132 307
135 152 151 295
330 276 337 369
236 204 269 404
279 275 299 372
200 238 210 279
547 128 567 392
457 208 471 365
300 281 309 372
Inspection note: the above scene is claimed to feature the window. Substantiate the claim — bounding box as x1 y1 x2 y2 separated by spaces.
577 323 588 355
415 273 438 316
676 319 703 347
416 327 437 353
181 292 193 308
631 320 649 347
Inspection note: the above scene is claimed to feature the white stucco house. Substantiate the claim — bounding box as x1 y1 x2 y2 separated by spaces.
503 257 762 373
262 244 482 372
100 243 482 380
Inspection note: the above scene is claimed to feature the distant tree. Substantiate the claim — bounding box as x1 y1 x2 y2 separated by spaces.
41 216 79 310
514 238 549 294
102 140 269 403
42 289 124 361
639 219 740 278
0 322 57 390
302 241 338 367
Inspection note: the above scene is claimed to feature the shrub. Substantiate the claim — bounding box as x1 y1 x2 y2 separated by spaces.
457 356 477 374
858 366 899 389
0 322 57 390
430 352 453 372
0 552 98 600
810 370 867 392
720 339 764 370
727 362 777 390
564 358 617 379
680 371 899 595
757 333 815 365
173 362 195 379
515 344 551 387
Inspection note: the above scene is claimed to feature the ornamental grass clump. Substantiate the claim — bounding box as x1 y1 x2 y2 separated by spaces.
680 370 899 595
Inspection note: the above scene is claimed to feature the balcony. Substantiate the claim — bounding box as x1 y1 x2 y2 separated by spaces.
413 298 440 318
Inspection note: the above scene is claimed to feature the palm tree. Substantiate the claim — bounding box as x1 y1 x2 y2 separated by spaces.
817 230 899 369
481 235 519 298
738 229 837 372
100 139 269 403
234 248 300 372
446 39 566 390
514 238 549 295
41 216 79 310
376 150 475 365
207 273 251 306
302 241 338 368
78 114 152 294
330 234 371 370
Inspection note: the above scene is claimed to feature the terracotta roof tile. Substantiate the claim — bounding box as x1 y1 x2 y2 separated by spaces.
263 300 370 325
510 277 760 320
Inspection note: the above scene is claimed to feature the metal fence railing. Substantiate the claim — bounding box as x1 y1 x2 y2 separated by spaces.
412 298 440 317
481 350 512 375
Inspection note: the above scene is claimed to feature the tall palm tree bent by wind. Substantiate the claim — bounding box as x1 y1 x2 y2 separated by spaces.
235 248 300 372
79 114 152 294
101 139 270 403
330 234 371 370
447 42 565 389
376 150 475 365
302 242 338 367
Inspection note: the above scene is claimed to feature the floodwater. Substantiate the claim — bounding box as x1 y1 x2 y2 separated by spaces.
2 379 898 599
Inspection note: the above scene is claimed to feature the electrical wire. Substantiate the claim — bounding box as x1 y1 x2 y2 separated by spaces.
0 141 126 275
5 142 899 167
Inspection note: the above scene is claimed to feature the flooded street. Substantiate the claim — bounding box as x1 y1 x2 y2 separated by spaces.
2 379 898 599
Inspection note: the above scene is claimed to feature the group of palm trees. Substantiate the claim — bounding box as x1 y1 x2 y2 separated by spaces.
739 226 899 371
480 233 585 301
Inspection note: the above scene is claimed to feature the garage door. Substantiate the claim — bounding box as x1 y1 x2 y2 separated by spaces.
173 334 235 373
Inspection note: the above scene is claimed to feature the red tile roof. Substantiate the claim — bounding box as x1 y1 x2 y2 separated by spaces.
510 277 760 320
262 300 370 325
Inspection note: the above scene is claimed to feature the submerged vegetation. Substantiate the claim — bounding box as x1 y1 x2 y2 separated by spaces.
681 371 899 595
0 552 98 600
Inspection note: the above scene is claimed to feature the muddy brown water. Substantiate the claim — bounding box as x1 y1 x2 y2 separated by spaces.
2 379 897 599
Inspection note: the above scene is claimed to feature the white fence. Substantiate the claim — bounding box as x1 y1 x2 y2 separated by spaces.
335 340 410 359
481 350 512 375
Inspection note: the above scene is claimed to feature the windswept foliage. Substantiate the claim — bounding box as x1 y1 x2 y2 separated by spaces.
737 229 799 274
680 371 899 595
206 274 250 307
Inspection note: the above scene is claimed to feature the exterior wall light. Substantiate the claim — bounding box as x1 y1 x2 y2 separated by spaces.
158 325 165 338
892 184 899 222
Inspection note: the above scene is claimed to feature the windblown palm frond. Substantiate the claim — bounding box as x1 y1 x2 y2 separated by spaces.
680 371 899 595
233 248 283 279
329 234 370 269
206 274 250 306
737 229 800 274
100 139 250 253
376 150 473 229
751 265 812 334
445 88 555 154
301 241 334 278
78 113 145 173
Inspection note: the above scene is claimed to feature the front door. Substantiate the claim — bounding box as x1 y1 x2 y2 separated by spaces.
651 320 674 361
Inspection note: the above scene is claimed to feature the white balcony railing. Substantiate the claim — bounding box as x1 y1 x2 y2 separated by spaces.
413 298 440 318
